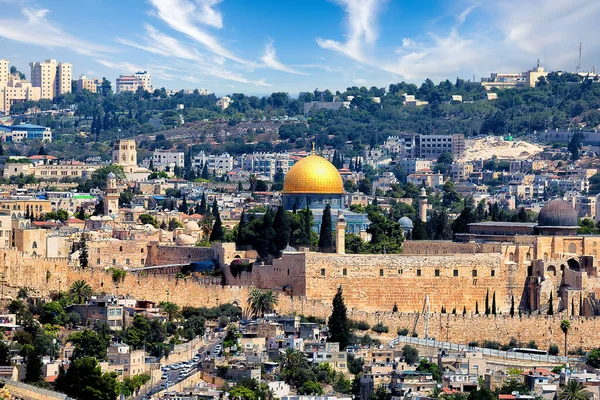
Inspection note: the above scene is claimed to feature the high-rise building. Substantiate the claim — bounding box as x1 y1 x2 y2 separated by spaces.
0 60 42 114
134 71 152 92
29 59 72 99
0 59 9 87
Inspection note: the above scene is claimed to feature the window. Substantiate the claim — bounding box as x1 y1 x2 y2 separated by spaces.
380 269 384 276
126 259 130 265
398 269 403 274
343 268 347 276
453 269 459 277
321 268 325 276
491 270 495 277
472 270 477 277
97 259 100 265
416 269 421 276
435 269 440 277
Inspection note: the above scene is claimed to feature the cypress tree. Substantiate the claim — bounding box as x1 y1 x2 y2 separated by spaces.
548 293 554 315
236 210 247 247
178 196 188 213
209 203 224 242
199 193 207 214
492 292 497 315
273 206 290 255
79 235 89 269
300 205 312 247
328 286 351 350
485 290 490 315
201 163 209 180
571 298 575 316
412 218 428 240
160 220 167 230
318 204 334 253
510 295 515 316
211 199 219 219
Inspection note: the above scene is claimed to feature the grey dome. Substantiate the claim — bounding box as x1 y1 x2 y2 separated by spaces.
398 216 414 230
107 172 116 179
537 199 578 227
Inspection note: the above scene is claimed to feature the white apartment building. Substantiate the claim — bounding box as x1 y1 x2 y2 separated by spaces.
0 60 42 114
29 59 72 99
115 71 152 94
193 152 234 177
240 152 295 181
151 150 184 171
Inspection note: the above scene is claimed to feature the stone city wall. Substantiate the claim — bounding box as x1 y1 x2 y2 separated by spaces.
145 244 213 266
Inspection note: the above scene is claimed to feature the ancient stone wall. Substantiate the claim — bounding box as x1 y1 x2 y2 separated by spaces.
145 244 213 266
402 241 503 255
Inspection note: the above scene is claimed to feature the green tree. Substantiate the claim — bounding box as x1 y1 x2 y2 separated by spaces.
586 348 600 368
402 345 419 364
568 131 583 161
78 235 89 269
560 319 571 357
273 206 290 255
55 356 119 400
416 358 442 382
40 301 67 325
209 203 225 242
318 204 334 253
497 378 529 395
70 280 92 304
159 301 181 322
247 289 278 317
327 286 351 350
69 329 108 360
24 348 43 383
558 380 591 400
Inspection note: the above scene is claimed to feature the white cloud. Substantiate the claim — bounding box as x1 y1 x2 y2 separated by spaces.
261 41 305 75
318 0 600 82
149 0 249 64
316 0 386 62
118 25 203 61
195 0 224 29
0 7 112 56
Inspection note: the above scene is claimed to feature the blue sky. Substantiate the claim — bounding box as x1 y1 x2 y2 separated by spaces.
1 0 599 96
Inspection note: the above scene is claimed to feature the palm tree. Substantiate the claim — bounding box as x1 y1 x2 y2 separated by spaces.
560 319 571 356
280 348 307 371
558 380 591 400
247 289 279 318
428 386 442 399
69 280 92 304
159 301 181 322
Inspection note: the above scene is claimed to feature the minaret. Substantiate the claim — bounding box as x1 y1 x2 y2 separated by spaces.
418 187 428 223
104 172 120 216
336 210 346 255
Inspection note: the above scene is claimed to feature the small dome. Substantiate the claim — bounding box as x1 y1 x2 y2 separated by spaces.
107 172 116 179
398 216 414 230
176 234 196 246
538 199 578 227
184 220 200 234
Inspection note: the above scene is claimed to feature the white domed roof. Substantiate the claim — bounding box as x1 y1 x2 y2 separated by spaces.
107 172 116 179
398 216 414 229
184 220 200 234
176 234 196 245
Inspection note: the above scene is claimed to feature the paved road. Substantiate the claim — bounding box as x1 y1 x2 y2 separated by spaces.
135 335 223 400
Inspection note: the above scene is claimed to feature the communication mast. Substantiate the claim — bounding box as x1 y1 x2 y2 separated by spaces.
576 42 582 73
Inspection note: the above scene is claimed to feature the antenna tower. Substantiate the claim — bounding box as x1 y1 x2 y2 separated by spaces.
576 42 582 73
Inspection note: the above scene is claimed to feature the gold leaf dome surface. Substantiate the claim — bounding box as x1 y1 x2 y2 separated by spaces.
283 154 344 194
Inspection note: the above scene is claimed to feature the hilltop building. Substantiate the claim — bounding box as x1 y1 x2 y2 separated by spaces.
29 59 72 99
0 59 42 114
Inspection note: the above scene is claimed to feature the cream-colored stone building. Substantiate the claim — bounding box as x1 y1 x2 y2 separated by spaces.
0 61 42 114
76 75 100 93
29 59 72 99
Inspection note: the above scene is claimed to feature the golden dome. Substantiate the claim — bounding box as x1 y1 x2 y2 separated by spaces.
283 154 344 194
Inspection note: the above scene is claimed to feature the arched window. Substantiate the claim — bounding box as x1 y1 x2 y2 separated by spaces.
119 246 123 252
32 241 37 249
508 252 514 262
526 252 531 261
568 243 577 253
547 265 557 276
